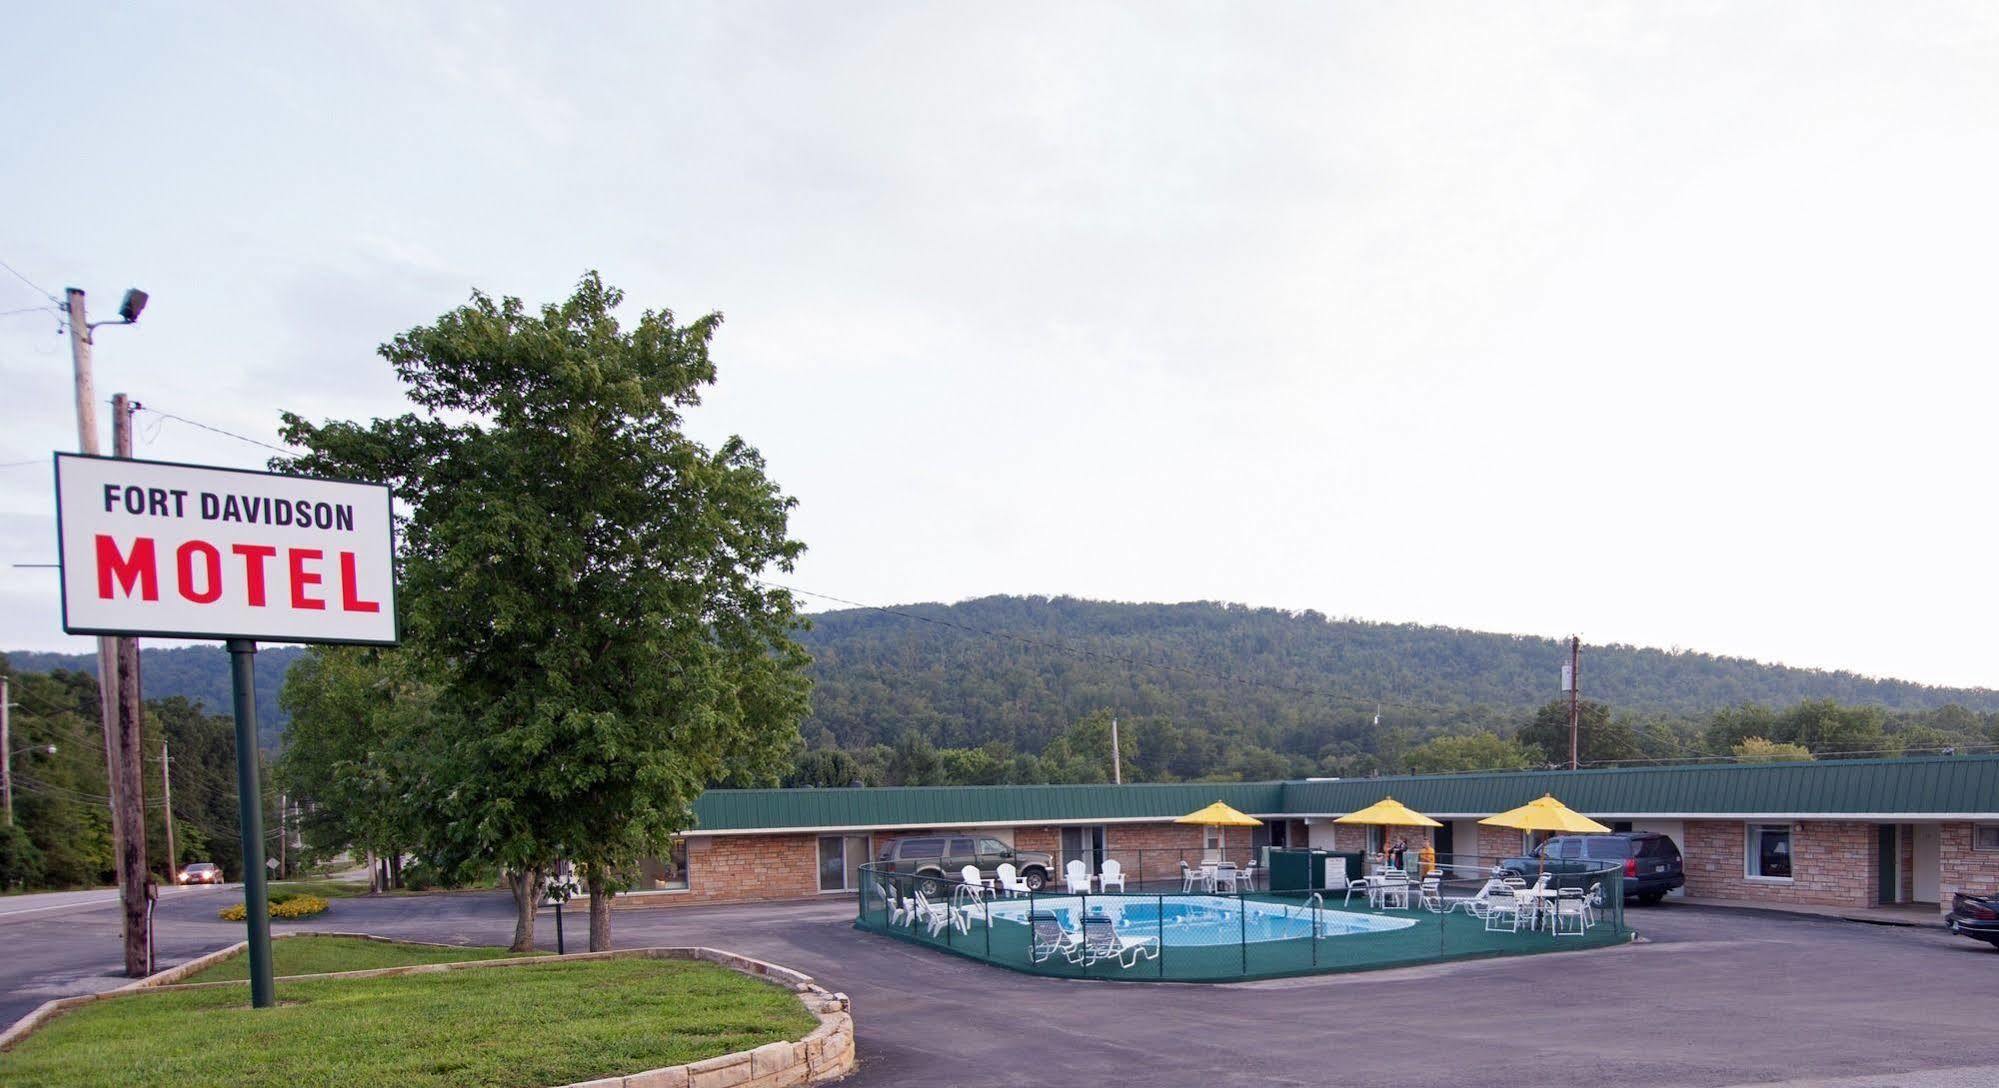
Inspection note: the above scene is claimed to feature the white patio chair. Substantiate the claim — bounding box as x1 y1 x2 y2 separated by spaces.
959 865 989 903
995 862 1031 897
1584 882 1605 925
1214 862 1240 894
1100 859 1127 893
1482 888 1524 932
1552 892 1590 936
1374 872 1411 910
1180 860 1201 893
1342 873 1374 908
1417 874 1444 913
1065 859 1091 895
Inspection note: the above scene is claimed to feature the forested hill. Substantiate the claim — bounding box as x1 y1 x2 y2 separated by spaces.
3 645 304 749
793 596 1999 752
8 597 1997 754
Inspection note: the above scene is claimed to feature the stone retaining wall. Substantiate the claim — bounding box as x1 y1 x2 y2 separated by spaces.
0 939 855 1087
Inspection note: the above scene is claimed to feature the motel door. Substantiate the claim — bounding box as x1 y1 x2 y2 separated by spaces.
1061 826 1106 877
1876 826 1899 904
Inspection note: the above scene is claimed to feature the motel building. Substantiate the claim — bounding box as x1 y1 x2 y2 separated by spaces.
625 755 1999 917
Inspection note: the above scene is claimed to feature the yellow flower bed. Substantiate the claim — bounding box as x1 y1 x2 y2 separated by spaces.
218 894 329 922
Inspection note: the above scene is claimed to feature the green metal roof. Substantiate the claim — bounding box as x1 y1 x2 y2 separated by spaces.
690 755 1999 833
1279 755 1999 818
691 781 1286 833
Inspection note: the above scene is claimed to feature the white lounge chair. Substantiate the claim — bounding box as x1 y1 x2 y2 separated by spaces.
1027 911 1079 963
913 890 950 937
1452 878 1505 916
995 862 1031 897
874 879 908 926
1080 915 1156 968
1099 859 1126 893
1065 859 1091 895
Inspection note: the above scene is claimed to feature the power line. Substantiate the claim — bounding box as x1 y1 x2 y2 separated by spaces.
133 406 297 457
0 257 59 304
0 304 59 319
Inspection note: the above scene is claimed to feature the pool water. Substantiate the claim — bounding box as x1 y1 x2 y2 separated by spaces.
982 894 1416 947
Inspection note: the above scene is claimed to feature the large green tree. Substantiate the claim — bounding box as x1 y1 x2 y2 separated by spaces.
1518 699 1643 766
1402 731 1535 774
276 647 436 890
279 274 811 951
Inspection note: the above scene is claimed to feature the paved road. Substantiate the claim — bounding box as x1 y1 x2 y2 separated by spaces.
4 891 1995 1087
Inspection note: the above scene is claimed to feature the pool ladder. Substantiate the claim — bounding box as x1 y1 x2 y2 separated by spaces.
1303 892 1324 939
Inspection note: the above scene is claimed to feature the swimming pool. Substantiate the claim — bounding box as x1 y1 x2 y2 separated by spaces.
983 894 1416 946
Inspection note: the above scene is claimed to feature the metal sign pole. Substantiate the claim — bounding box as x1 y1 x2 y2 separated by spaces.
227 638 275 1008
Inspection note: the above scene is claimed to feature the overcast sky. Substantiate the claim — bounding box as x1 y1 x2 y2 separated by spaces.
4 4 1998 689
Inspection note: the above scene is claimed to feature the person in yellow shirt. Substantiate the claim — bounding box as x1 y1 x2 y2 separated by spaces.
1418 842 1437 878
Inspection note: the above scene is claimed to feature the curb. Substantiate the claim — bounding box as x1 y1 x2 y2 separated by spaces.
0 941 856 1086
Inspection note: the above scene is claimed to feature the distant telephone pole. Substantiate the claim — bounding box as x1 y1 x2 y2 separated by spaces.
111 393 151 977
1109 715 1122 785
1567 636 1582 771
161 740 176 882
2 676 12 826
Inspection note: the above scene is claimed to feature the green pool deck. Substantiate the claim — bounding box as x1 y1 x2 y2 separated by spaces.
856 891 1633 982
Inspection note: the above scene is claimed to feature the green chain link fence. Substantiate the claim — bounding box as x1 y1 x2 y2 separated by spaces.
856 859 1629 982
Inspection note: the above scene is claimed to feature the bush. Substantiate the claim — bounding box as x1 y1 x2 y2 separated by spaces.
218 894 329 921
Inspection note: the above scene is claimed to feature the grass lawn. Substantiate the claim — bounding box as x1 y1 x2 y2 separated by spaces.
181 935 535 983
0 957 818 1088
264 879 372 899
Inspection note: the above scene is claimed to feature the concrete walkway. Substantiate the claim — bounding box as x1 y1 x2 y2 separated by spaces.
1676 896 1945 927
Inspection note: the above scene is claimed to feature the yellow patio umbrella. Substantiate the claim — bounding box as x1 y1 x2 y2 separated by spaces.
1334 796 1442 873
1479 794 1612 836
1480 793 1611 892
1175 800 1264 862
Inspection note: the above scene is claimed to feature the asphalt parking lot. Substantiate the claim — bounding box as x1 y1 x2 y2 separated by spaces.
5 890 1995 1087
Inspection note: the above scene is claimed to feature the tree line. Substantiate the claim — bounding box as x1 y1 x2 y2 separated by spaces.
0 656 283 892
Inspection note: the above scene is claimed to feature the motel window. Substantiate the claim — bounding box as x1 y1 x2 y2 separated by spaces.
819 834 872 893
1746 824 1793 880
1975 825 1999 852
634 838 688 891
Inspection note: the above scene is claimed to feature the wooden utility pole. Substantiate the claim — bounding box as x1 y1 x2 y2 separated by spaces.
65 289 126 887
1567 635 1582 771
110 394 151 976
2 675 11 826
161 740 176 883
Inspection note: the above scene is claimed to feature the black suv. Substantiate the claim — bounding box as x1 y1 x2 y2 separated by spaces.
876 835 1055 898
1499 832 1685 905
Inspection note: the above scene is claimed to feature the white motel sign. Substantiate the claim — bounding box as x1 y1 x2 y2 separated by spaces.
55 453 398 645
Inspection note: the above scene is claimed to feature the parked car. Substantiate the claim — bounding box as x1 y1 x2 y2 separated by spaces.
876 835 1055 897
1498 832 1684 905
1945 890 1999 949
178 862 224 885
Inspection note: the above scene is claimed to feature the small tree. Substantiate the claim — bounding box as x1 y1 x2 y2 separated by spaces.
280 274 811 951
1731 737 1814 763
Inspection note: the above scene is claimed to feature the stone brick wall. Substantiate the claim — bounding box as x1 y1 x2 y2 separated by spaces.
658 834 823 906
1938 821 1999 916
1100 822 1208 885
1681 820 1877 907
1476 824 1527 863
